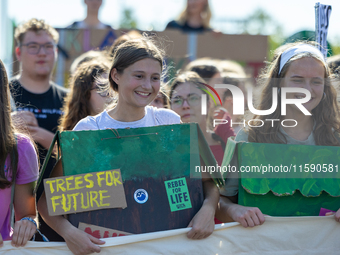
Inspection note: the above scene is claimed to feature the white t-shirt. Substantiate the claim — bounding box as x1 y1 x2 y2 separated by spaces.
73 106 181 131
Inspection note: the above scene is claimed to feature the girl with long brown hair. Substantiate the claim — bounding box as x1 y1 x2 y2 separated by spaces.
59 59 112 131
0 59 39 247
216 42 340 227
39 37 219 255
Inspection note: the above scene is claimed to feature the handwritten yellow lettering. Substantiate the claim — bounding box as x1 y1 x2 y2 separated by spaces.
51 196 61 212
99 190 110 207
90 191 100 207
61 193 71 212
105 171 113 186
96 172 105 187
74 176 84 190
56 179 66 192
69 193 79 211
112 171 122 186
46 180 56 194
81 192 90 209
84 174 94 188
66 176 75 191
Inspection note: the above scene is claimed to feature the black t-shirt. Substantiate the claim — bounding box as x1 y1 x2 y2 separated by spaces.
10 79 68 242
166 20 210 33
10 79 68 198
10 79 68 133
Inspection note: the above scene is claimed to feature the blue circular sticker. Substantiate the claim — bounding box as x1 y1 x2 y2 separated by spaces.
134 189 148 204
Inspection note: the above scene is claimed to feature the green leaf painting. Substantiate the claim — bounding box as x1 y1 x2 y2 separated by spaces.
222 139 340 216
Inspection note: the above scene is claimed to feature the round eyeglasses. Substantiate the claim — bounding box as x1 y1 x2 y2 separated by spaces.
21 43 56 55
171 94 201 108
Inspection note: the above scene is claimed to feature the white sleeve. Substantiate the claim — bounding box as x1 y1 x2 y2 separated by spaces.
155 108 181 125
73 116 99 131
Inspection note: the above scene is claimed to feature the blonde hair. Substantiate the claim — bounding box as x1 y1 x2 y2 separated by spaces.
177 1 211 28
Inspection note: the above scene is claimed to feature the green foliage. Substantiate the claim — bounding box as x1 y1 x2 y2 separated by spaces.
330 36 340 55
233 8 285 60
119 9 137 29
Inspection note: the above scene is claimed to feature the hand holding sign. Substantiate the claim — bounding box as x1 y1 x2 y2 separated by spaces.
62 225 105 255
187 203 215 239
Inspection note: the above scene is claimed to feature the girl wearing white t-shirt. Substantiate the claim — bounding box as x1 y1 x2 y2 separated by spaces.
39 37 219 255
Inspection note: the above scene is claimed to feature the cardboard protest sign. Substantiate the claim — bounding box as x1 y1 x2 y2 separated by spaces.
36 123 221 234
78 222 132 238
222 137 340 216
164 177 192 212
44 169 127 216
315 3 332 59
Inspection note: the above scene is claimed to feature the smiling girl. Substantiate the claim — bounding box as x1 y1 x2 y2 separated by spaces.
38 37 219 255
73 40 179 130
216 42 340 227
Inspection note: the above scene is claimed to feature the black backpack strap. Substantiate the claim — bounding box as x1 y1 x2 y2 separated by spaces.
34 131 60 201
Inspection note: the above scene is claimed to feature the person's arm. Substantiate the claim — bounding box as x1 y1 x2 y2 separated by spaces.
11 182 37 247
27 126 55 150
37 160 105 255
187 172 219 239
215 195 265 228
11 111 55 150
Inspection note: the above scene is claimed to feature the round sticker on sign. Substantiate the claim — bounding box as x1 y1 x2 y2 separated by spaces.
134 189 148 204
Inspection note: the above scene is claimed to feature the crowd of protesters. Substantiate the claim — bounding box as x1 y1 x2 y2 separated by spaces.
2 0 340 254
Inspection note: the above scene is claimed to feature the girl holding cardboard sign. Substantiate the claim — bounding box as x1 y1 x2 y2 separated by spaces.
0 59 39 247
216 42 340 227
38 37 219 255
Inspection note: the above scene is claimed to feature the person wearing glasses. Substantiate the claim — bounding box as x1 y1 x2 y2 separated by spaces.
10 18 68 241
169 71 235 166
59 59 114 131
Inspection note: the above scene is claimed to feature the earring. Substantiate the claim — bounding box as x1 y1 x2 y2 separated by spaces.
323 92 326 100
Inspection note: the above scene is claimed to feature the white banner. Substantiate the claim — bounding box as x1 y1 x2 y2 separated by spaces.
315 2 332 59
1 216 340 254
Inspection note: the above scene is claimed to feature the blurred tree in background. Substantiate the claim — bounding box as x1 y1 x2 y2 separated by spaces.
235 8 284 60
120 9 137 29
